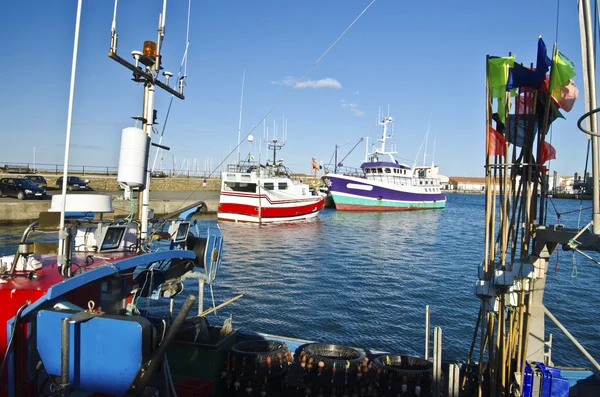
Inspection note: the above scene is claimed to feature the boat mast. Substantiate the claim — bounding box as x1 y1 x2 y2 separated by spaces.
108 0 186 242
268 138 284 174
334 145 338 173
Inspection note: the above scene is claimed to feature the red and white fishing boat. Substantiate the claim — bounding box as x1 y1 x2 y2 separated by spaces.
218 140 325 224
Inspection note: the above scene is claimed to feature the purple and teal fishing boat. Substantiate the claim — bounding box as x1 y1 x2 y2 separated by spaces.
323 116 447 211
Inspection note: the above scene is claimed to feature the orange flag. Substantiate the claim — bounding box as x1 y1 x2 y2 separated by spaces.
487 125 506 156
311 157 319 170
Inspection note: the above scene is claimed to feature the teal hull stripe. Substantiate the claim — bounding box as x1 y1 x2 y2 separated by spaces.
331 194 446 209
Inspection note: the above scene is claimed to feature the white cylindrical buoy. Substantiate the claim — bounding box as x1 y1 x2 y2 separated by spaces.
117 127 150 188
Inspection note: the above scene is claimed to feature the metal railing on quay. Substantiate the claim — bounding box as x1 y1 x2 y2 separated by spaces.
0 162 216 179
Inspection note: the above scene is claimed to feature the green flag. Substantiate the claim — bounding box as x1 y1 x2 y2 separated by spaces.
549 51 576 99
488 56 515 123
488 56 515 96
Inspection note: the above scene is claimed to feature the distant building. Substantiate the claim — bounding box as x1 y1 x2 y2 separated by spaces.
448 176 487 192
448 172 577 194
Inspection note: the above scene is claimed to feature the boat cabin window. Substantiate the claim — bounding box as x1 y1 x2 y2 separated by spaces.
377 168 383 173
263 182 274 190
365 169 371 174
100 226 126 251
225 182 257 193
385 168 391 173
175 222 190 242
278 182 288 190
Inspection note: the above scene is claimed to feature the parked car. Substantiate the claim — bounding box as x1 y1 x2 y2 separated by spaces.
56 176 90 191
0 178 47 200
24 174 48 189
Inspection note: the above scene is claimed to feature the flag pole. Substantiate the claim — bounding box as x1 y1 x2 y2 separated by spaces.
479 54 492 397
537 43 557 224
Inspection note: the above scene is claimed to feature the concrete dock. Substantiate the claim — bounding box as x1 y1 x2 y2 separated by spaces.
0 190 221 224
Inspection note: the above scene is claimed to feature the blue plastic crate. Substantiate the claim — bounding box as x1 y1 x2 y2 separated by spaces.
535 362 570 397
522 362 534 397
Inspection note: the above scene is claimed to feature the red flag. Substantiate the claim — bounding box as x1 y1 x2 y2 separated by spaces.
516 90 534 114
540 141 556 164
487 125 506 156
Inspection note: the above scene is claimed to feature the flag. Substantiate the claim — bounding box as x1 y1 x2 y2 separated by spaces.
508 114 537 148
311 157 319 171
549 51 576 99
488 56 515 124
487 125 506 156
488 56 515 98
557 80 578 112
536 91 565 128
507 63 543 90
517 91 535 114
540 141 556 164
536 37 552 78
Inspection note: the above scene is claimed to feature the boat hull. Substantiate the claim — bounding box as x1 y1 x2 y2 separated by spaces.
218 192 325 223
325 174 446 211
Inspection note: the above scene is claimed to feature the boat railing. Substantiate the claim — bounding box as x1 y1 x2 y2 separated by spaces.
226 161 260 173
323 165 363 176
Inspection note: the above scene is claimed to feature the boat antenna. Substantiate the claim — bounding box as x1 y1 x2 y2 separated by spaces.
151 0 193 173
237 70 246 164
423 127 428 167
413 135 425 169
431 136 436 170
58 0 83 277
111 0 118 34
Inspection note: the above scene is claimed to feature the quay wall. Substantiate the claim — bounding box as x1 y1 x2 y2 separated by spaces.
0 173 225 223
0 197 221 224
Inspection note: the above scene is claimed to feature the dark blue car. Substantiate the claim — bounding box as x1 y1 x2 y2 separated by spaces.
0 177 47 200
56 176 90 191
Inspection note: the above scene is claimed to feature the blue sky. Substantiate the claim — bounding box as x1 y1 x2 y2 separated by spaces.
0 1 590 177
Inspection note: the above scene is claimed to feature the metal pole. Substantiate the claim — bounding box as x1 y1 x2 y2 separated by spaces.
198 278 204 316
58 0 83 275
448 363 459 397
334 145 338 174
433 327 442 397
139 81 155 241
425 305 430 360
581 0 600 234
544 307 600 371
60 317 71 396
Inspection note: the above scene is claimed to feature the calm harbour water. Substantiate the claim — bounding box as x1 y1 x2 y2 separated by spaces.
0 193 598 368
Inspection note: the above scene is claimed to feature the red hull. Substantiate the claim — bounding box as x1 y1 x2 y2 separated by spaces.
218 196 325 220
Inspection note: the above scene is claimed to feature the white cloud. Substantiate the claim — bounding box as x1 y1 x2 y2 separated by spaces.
271 76 342 89
340 100 365 116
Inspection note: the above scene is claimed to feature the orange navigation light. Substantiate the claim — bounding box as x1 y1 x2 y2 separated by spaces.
143 41 157 57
